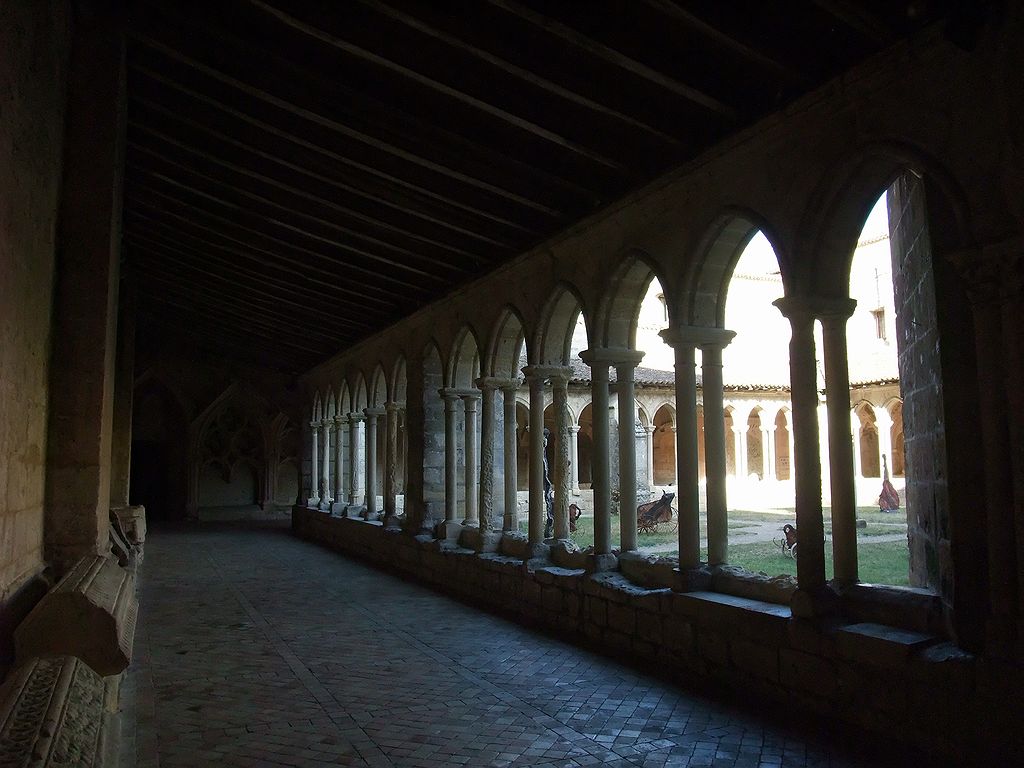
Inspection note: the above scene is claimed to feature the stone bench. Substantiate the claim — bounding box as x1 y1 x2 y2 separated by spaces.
15 555 137 676
0 655 108 767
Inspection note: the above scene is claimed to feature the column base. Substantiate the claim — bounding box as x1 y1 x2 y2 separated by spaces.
318 498 334 512
344 504 366 519
329 500 347 516
673 565 713 592
434 520 463 541
362 508 382 522
460 527 502 553
583 552 619 573
306 497 320 509
790 585 841 618
383 513 403 530
111 505 146 546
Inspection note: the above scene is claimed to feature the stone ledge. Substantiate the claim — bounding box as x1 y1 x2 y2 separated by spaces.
839 582 944 636
673 591 792 644
834 622 939 669
0 655 110 767
15 556 137 676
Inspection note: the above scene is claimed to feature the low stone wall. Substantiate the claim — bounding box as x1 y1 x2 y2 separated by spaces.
293 506 1023 763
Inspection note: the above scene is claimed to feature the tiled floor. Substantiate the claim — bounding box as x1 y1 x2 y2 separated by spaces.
126 524 907 767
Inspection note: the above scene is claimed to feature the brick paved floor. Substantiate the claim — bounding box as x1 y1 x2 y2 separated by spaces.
126 524 907 768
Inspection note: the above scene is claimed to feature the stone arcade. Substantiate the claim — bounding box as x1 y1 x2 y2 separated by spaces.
2 1 1023 765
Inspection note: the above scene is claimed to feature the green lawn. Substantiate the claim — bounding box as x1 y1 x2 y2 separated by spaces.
520 505 911 586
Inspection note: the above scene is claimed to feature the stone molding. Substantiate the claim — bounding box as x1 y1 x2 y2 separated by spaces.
15 556 137 677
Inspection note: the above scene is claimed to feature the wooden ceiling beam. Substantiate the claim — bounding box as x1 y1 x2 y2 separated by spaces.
129 239 373 331
127 224 387 314
131 96 520 251
249 0 627 173
125 203 406 307
637 0 806 84
808 0 896 46
485 0 737 119
126 171 445 292
128 124 494 266
130 32 571 218
130 64 540 236
129 147 466 280
356 0 683 146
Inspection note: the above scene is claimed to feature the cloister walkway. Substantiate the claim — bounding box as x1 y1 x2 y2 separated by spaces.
124 524 914 768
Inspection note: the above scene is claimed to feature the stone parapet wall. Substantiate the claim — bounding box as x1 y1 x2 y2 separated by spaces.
294 506 1022 763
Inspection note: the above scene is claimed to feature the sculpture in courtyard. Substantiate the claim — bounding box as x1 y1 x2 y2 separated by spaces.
776 523 798 558
542 428 555 538
637 491 675 534
569 503 582 533
878 455 901 513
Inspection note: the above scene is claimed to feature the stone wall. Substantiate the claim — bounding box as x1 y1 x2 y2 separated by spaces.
0 0 71 668
293 507 1023 763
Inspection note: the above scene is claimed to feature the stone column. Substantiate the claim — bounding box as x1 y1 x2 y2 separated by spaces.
850 411 863 479
774 298 827 601
762 426 776 480
820 301 859 584
524 369 547 546
875 407 894 472
700 334 735 566
569 426 581 495
333 414 347 513
501 382 519 532
475 379 500 530
436 388 462 538
616 354 644 553
645 426 656 490
109 281 135 509
384 402 400 519
733 426 748 479
460 390 481 526
43 4 126 570
308 421 321 506
550 371 571 540
321 418 334 509
659 331 701 569
580 353 613 556
364 407 384 518
348 413 365 508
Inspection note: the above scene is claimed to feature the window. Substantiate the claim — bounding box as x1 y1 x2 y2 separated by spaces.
871 307 887 341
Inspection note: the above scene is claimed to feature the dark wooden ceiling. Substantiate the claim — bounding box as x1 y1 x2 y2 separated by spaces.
125 0 955 375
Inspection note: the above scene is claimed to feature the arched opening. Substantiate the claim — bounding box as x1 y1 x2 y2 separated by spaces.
856 402 881 478
130 378 189 521
577 403 594 488
421 343 445 525
774 408 791 481
652 405 675 486
746 407 764 480
516 400 530 492
392 356 409 513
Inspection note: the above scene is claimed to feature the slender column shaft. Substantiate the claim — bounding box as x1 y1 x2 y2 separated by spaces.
667 339 700 568
384 403 399 516
821 309 858 583
774 299 827 591
308 422 321 505
461 391 481 526
617 364 639 552
735 426 748 479
348 415 365 505
762 427 775 480
701 343 731 565
440 389 460 523
501 383 519 531
587 361 612 554
476 381 498 530
337 417 350 501
322 420 333 505
364 409 382 516
551 374 571 540
569 426 581 494
527 374 546 545
876 409 894 471
645 426 655 489
850 412 863 479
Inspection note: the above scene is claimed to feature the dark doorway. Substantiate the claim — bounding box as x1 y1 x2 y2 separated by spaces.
130 440 171 520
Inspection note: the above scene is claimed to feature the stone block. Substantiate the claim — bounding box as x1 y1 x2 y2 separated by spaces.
0 656 108 767
677 591 791 644
664 617 695 655
16 555 137 676
834 622 938 669
779 648 837 697
541 586 563 613
111 504 146 545
618 552 677 589
586 596 607 627
729 638 780 681
697 630 729 668
607 603 635 635
710 566 796 605
635 610 663 644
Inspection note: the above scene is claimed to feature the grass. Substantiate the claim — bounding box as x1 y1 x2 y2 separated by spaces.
520 504 911 586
